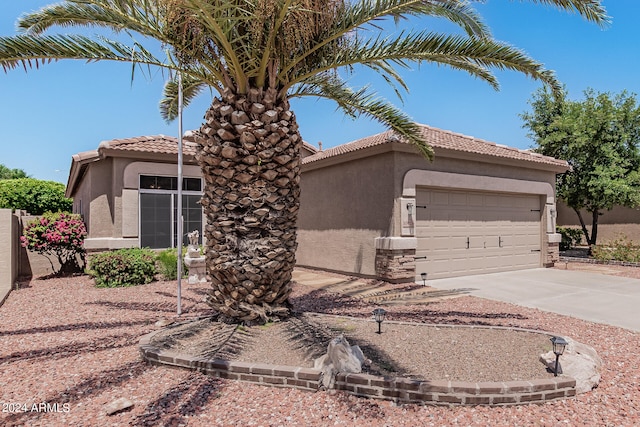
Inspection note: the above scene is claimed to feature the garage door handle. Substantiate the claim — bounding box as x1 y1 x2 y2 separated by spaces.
415 256 427 260
531 249 541 252
466 237 470 249
499 236 503 248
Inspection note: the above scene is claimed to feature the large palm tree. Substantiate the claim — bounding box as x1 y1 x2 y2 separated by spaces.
0 0 607 324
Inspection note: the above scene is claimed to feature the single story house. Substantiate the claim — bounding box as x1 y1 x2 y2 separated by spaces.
66 124 567 282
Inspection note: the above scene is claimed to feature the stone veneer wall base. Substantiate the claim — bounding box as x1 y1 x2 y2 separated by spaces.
374 248 415 283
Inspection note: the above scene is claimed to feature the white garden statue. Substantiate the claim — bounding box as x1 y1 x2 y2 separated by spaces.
184 230 207 284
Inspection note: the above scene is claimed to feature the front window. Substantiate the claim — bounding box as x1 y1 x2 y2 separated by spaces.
139 175 203 249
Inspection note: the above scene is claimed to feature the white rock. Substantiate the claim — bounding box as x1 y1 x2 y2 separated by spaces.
314 335 365 389
540 337 602 393
104 397 133 415
155 318 174 327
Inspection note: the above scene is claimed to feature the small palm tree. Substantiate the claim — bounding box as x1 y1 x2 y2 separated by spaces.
0 0 607 323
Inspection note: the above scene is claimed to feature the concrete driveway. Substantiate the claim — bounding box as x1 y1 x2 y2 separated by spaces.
426 268 640 332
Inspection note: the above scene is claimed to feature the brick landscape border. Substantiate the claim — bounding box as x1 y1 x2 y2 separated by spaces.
139 323 576 406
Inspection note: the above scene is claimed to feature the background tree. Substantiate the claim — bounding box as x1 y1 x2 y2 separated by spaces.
522 87 640 248
0 0 607 323
0 164 29 180
0 178 72 214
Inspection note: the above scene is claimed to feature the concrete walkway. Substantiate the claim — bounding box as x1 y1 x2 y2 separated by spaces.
427 268 640 332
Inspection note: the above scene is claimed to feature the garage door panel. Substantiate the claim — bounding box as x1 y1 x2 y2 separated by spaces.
415 188 542 280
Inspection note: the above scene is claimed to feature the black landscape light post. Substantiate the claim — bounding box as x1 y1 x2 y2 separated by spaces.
420 272 427 286
550 336 568 376
373 308 387 334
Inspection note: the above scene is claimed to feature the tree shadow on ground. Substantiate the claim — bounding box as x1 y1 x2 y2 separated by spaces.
131 373 224 427
3 360 149 426
0 331 142 365
384 308 529 327
84 300 184 313
290 288 371 314
0 319 152 337
291 286 529 328
153 290 210 307
333 390 387 420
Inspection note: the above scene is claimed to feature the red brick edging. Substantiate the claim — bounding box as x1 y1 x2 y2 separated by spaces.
139 325 576 406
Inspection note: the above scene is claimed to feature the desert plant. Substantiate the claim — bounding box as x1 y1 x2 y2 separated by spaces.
89 248 157 288
0 178 71 214
591 235 640 263
21 211 86 275
557 226 584 251
156 247 189 280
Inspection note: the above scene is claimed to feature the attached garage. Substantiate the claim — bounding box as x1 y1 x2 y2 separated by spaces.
298 125 568 283
414 188 542 280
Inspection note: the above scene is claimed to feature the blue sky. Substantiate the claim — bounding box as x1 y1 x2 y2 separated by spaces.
1 1 639 184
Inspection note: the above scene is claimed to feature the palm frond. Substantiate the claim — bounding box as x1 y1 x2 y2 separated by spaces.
281 0 491 80
0 33 168 72
18 0 165 40
291 75 433 159
160 72 208 122
523 0 610 26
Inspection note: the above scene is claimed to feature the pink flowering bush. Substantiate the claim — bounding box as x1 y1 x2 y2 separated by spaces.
21 212 87 275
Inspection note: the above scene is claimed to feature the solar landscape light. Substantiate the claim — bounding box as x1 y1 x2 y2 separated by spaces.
420 272 427 286
550 336 568 376
372 308 387 334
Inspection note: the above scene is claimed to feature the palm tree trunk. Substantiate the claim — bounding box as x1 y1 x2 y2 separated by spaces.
195 87 300 324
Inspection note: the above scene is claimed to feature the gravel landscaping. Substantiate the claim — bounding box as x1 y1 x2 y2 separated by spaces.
1 264 639 426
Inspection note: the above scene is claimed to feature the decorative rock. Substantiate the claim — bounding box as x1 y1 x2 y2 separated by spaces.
104 397 133 416
314 335 367 389
540 337 601 393
154 318 174 327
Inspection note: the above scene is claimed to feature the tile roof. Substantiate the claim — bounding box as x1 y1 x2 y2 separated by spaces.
98 134 319 157
91 125 565 169
302 124 567 168
98 135 199 156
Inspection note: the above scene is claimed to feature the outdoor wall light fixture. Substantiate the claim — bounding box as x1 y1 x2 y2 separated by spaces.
550 336 568 376
420 272 427 286
372 308 387 334
406 202 414 216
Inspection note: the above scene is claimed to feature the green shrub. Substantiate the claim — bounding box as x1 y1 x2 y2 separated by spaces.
556 226 583 251
21 211 87 276
0 178 71 214
156 248 188 280
88 248 157 287
592 235 640 263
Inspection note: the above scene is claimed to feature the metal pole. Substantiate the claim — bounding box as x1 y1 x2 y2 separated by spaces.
176 71 184 316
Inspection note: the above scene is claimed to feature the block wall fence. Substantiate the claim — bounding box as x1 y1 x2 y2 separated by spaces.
0 209 62 305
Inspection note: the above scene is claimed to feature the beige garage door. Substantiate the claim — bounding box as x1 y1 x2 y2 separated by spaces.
415 188 542 280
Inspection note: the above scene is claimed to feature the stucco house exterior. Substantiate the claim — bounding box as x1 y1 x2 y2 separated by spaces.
66 124 567 283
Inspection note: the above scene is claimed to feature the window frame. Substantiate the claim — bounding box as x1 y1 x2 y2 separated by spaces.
138 174 203 249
